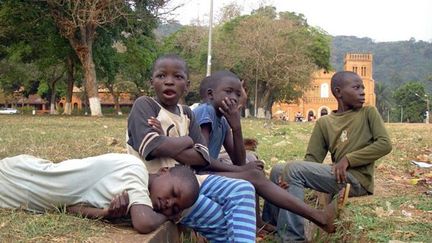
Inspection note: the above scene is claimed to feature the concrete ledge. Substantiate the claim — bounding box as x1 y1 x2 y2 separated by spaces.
95 221 180 243
145 222 180 243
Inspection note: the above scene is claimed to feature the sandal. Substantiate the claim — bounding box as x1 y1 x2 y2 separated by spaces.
338 183 351 209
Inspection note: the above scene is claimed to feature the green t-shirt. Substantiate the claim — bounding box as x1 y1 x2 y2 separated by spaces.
305 106 392 193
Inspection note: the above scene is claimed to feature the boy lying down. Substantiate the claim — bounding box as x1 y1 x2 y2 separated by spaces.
0 153 199 233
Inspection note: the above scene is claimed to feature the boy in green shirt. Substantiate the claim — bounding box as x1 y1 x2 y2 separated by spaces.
262 71 392 242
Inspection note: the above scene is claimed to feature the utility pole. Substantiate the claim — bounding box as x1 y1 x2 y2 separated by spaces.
387 107 390 123
206 0 213 77
400 106 403 123
426 95 430 124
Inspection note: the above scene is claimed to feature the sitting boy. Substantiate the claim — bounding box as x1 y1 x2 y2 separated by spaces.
262 71 393 242
190 70 349 236
0 153 199 234
127 54 257 242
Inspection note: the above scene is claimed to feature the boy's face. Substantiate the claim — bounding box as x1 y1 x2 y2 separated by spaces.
209 77 242 112
149 170 196 218
151 58 189 109
338 75 365 110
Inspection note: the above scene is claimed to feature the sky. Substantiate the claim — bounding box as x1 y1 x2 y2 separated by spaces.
169 0 432 42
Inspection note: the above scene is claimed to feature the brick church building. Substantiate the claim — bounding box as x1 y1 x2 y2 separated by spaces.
272 53 375 121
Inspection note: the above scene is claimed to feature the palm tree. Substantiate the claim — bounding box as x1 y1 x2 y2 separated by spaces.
375 81 393 118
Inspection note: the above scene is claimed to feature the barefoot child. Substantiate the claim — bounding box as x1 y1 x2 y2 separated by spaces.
0 153 199 234
262 71 393 241
184 69 346 236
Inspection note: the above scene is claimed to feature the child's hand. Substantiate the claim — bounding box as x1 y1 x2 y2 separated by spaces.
241 160 265 171
107 190 129 218
219 97 241 131
332 157 350 183
277 175 289 190
148 116 164 135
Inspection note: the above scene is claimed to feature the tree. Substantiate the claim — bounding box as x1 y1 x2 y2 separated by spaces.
393 81 427 123
0 0 79 114
45 0 166 116
216 3 241 24
215 7 331 117
92 13 159 114
161 25 209 103
375 81 393 119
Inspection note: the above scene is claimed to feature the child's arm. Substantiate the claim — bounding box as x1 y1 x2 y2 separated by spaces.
206 158 264 172
147 116 210 167
304 120 349 183
128 97 200 163
343 107 392 167
130 204 169 234
219 97 246 165
66 191 130 219
304 122 329 163
67 205 111 219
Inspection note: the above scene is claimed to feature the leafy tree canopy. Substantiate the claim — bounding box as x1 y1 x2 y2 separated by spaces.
214 6 331 112
393 81 428 123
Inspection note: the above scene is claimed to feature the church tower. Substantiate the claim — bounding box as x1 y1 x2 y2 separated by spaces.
343 53 376 106
272 53 376 121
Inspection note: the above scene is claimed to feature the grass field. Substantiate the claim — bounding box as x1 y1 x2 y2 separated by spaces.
0 115 431 242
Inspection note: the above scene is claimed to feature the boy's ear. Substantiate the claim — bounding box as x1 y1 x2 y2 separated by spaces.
334 86 342 98
157 167 169 175
207 88 214 100
184 80 191 93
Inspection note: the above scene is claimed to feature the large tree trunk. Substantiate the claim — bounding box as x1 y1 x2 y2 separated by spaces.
64 56 75 115
81 48 102 116
48 69 64 115
50 88 57 115
256 85 273 119
49 80 58 115
67 26 102 116
107 85 121 115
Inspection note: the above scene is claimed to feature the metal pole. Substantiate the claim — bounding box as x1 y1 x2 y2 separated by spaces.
400 106 403 123
426 96 430 124
387 108 390 123
254 77 258 117
206 0 213 77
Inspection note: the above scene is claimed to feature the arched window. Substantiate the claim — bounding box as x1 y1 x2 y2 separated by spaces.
361 66 367 76
320 83 329 98
320 108 328 116
352 66 358 73
73 103 78 110
307 110 315 122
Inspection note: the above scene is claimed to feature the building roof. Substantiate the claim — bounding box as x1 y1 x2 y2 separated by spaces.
17 94 48 104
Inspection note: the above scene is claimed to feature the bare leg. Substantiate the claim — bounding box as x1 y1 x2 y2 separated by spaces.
255 193 276 234
215 170 344 233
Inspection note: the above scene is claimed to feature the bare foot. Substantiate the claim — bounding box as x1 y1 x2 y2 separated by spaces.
320 184 350 233
257 222 276 235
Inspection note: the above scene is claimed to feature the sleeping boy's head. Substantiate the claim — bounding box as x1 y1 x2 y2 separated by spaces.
149 166 199 218
201 70 243 116
150 54 190 112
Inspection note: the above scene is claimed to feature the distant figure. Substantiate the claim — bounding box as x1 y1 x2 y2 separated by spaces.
262 71 393 242
295 111 303 122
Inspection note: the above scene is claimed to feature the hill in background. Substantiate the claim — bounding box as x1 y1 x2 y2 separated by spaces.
156 23 432 91
331 36 432 91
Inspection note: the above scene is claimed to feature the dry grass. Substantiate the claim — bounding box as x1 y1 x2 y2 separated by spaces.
1 115 431 242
